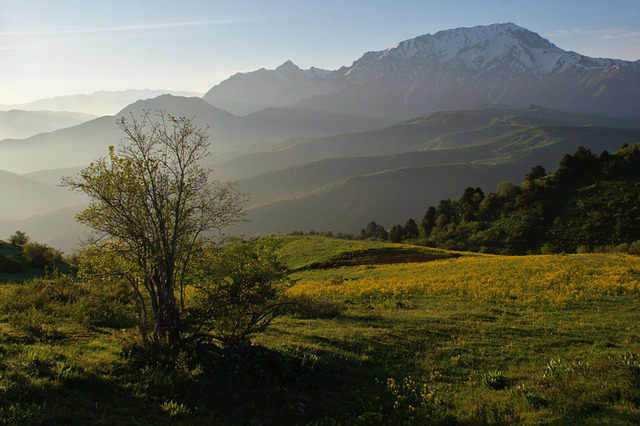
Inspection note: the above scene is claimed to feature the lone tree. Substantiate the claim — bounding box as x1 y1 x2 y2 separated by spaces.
64 111 245 346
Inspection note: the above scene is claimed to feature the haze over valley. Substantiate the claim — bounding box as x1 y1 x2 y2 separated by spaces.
1 20 639 252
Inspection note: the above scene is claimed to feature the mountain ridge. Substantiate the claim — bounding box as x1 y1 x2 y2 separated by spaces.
0 110 96 140
0 94 386 174
1 89 203 117
2 106 639 251
204 23 640 120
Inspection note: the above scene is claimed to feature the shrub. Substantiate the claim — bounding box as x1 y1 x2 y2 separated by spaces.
576 245 591 254
21 242 62 270
480 369 507 390
70 279 135 328
0 277 80 334
629 241 640 255
188 237 290 348
282 294 344 318
161 400 191 419
540 243 558 254
0 275 134 333
358 376 444 424
8 231 29 246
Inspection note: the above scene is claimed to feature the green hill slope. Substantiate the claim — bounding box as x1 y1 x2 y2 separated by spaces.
0 238 72 282
212 105 640 180
231 163 525 236
404 144 640 254
236 124 640 209
276 235 457 270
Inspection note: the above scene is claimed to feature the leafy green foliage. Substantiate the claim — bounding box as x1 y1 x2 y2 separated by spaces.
0 276 134 333
480 369 507 390
8 230 29 246
21 242 62 270
360 221 386 240
1 233 72 281
381 144 640 254
63 111 245 345
188 237 289 348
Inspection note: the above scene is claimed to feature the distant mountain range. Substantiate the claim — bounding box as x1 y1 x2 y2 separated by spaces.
224 106 640 236
0 95 387 174
204 23 640 120
0 89 202 117
0 110 96 140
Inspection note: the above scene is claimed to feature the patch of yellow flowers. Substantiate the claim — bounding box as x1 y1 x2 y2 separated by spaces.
287 254 640 307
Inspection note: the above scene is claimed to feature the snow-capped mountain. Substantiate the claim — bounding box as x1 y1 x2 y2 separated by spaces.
204 23 640 120
346 23 630 79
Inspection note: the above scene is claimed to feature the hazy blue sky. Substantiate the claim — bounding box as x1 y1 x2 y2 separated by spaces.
1 0 639 104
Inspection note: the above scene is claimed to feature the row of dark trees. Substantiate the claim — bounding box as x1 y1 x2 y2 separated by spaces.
359 144 640 254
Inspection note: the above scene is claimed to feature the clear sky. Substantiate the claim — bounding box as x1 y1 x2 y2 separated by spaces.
1 0 639 105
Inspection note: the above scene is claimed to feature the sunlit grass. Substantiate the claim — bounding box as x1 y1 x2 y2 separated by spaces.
266 252 640 423
287 253 640 307
277 235 457 270
1 248 639 423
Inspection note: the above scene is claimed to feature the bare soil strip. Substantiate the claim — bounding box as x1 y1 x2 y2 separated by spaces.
306 249 457 270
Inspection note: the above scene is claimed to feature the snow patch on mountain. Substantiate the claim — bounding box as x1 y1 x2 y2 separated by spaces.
352 23 631 78
204 23 640 119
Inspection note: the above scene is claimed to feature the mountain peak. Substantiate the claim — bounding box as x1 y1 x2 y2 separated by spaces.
204 23 640 119
276 60 299 71
384 22 558 67
340 22 627 81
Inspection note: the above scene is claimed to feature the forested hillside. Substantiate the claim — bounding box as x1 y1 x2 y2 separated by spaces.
371 144 640 254
0 232 70 282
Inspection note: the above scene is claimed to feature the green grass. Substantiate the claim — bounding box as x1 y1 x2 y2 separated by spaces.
1 238 639 424
277 235 456 270
277 235 392 269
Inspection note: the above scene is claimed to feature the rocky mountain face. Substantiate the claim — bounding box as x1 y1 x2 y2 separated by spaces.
204 23 640 120
203 61 332 115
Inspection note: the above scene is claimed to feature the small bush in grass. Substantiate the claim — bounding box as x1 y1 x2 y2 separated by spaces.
3 276 79 311
358 376 445 424
188 236 290 349
480 369 507 390
161 400 191 418
629 241 640 255
282 294 344 318
21 242 62 270
70 278 135 329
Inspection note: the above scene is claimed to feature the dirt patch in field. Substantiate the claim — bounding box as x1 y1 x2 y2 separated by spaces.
305 249 457 270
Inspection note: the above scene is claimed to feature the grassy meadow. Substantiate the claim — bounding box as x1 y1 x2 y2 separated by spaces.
1 236 639 424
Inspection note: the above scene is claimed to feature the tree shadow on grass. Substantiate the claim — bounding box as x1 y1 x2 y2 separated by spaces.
1 367 169 425
109 329 456 426
114 342 383 424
